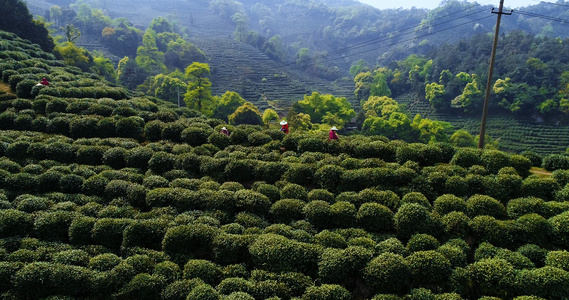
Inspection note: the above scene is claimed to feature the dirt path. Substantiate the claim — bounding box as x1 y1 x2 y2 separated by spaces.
530 167 552 177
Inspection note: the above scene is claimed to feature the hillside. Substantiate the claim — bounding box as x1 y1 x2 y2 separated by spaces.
3 30 569 300
21 0 569 109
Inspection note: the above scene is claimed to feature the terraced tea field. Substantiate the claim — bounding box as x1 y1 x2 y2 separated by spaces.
397 94 569 155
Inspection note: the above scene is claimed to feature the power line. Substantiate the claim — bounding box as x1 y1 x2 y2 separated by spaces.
516 10 569 24
320 14 495 64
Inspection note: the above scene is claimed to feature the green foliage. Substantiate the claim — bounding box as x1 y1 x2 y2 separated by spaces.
228 102 264 126
295 92 355 127
394 203 436 239
301 284 351 300
365 252 410 294
184 62 214 115
249 233 320 274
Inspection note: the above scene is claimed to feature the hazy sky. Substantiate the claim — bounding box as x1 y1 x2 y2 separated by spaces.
358 0 544 10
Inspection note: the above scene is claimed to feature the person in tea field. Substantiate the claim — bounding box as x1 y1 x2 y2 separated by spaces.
280 120 289 134
329 126 339 140
40 77 49 86
220 126 229 136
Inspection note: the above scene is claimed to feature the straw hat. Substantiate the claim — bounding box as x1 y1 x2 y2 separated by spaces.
221 127 227 130
330 126 338 131
280 120 288 125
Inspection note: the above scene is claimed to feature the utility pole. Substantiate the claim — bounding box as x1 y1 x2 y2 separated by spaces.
478 0 512 149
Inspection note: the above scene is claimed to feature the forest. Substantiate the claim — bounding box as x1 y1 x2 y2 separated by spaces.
3 0 569 299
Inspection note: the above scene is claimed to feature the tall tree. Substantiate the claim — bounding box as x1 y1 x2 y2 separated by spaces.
135 29 166 75
0 0 55 52
61 24 81 43
184 62 214 116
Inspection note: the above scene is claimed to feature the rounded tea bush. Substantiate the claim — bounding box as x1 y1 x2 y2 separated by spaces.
301 284 351 300
406 250 452 285
364 252 410 294
434 194 467 215
394 203 435 239
270 199 306 224
406 233 440 253
183 259 222 285
356 202 394 232
466 194 506 219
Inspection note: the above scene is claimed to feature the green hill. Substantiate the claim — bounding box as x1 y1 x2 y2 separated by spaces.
3 30 569 300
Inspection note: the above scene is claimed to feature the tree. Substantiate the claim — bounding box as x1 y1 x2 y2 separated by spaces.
425 82 446 110
0 0 55 52
49 5 63 27
155 76 188 106
295 92 355 127
370 69 392 98
362 96 400 118
213 91 246 121
452 74 482 113
262 109 279 126
117 56 149 90
148 16 173 34
61 24 81 43
228 102 263 126
91 52 117 81
136 29 166 74
354 71 373 103
55 42 91 71
184 62 214 116
350 59 369 78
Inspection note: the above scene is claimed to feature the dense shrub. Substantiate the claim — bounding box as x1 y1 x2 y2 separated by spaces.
394 203 436 239
163 224 220 263
249 233 320 274
406 250 452 285
318 246 373 283
469 215 511 247
91 218 133 249
315 165 345 192
356 202 394 232
364 252 410 294
466 194 506 219
521 176 560 201
0 209 33 237
406 234 440 253
183 259 222 285
549 211 569 248
330 201 356 228
542 154 569 171
115 273 167 300
516 266 569 299
433 194 467 215
513 213 550 245
122 219 169 250
181 127 210 146
50 249 90 267
301 284 351 300
441 211 470 239
283 163 315 185
468 258 515 298
33 211 75 242
401 192 431 209
13 262 95 299
304 200 332 229
89 253 122 271
270 199 306 224
234 189 272 216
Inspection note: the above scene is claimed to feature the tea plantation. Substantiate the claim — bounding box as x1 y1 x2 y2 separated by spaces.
3 30 569 300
